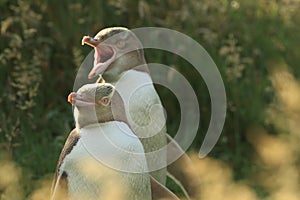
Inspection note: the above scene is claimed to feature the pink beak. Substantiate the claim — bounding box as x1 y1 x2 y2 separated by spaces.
68 92 95 107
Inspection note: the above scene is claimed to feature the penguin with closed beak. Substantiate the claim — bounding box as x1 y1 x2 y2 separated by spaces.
51 83 151 200
51 82 180 200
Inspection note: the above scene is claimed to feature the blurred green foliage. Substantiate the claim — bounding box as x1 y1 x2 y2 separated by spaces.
0 0 300 199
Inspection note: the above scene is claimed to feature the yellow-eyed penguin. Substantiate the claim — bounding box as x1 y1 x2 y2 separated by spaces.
81 27 201 200
82 27 167 186
51 83 151 200
51 83 180 200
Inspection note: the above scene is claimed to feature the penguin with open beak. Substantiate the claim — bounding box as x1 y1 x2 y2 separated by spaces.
51 83 180 200
81 27 201 199
82 27 168 186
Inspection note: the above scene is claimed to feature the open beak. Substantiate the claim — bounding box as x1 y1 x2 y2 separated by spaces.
81 36 101 47
68 92 95 107
82 36 116 79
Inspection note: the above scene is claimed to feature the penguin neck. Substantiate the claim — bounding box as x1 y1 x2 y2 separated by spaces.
75 112 127 130
74 106 99 130
103 63 149 83
96 103 128 126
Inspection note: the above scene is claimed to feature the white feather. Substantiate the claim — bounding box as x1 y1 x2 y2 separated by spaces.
59 121 151 200
114 70 166 138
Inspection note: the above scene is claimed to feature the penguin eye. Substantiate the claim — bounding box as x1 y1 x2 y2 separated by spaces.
116 40 126 49
99 96 111 106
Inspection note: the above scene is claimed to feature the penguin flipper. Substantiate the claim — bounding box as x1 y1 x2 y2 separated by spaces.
50 172 69 200
150 176 180 200
51 129 80 199
166 134 201 200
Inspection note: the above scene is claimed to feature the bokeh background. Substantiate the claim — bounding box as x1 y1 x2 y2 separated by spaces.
1 0 300 199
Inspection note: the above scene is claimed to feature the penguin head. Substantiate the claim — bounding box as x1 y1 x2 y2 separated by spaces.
68 83 116 127
69 83 115 107
82 27 145 81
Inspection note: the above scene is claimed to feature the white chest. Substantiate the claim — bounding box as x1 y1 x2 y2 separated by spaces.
113 70 166 138
59 121 151 200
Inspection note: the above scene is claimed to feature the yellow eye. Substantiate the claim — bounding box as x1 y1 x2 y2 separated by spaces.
116 40 125 48
99 97 110 106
